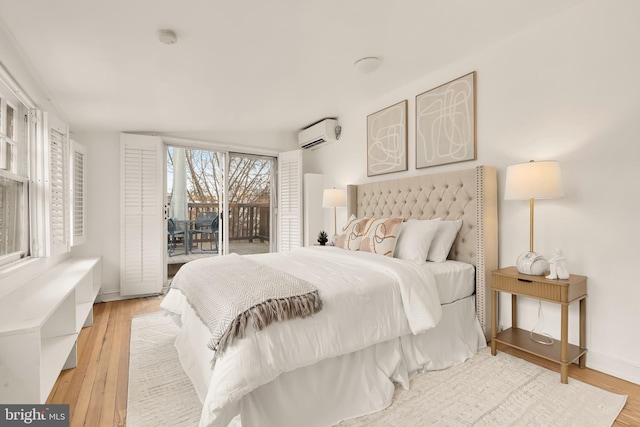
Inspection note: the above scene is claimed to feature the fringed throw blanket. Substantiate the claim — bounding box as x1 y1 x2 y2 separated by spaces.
171 253 323 361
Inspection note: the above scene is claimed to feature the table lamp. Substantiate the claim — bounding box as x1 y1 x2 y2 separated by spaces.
322 188 346 237
505 160 564 275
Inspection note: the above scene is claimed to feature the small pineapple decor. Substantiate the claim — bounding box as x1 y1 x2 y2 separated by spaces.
317 230 328 246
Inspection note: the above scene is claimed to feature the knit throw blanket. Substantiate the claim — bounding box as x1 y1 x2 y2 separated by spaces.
171 253 323 361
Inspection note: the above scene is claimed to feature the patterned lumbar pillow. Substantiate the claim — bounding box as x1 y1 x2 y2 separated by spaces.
359 217 404 256
336 215 371 250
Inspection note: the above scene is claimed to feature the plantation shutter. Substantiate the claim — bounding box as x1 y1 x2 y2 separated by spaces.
120 133 164 296
277 149 303 252
49 126 68 255
70 140 86 246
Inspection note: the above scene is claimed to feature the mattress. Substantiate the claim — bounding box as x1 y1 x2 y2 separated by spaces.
429 260 476 304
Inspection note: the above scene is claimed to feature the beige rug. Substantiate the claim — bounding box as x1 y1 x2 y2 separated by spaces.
127 312 201 427
128 312 626 427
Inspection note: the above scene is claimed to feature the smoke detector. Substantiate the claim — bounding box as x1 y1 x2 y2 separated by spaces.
354 57 382 74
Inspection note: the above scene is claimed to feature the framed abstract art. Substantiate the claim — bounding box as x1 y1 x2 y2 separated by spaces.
366 100 408 177
415 72 476 169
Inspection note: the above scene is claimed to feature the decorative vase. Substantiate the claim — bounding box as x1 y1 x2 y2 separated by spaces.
516 252 549 276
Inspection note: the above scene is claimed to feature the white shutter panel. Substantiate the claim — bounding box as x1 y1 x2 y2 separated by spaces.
70 140 86 246
49 126 68 255
277 149 303 252
120 133 164 296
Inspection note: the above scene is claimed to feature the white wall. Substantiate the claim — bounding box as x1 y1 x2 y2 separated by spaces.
305 0 640 384
70 132 121 296
0 23 54 116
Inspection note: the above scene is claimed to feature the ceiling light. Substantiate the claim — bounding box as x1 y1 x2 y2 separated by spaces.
159 30 178 45
354 57 382 74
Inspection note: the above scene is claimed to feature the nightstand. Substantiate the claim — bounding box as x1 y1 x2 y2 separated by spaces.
490 266 587 384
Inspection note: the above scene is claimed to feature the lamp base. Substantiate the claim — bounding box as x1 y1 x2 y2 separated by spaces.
516 251 549 276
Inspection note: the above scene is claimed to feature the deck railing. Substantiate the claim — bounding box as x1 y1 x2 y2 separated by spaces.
186 202 270 242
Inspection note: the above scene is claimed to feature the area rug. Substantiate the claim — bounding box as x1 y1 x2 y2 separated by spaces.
127 312 201 427
128 312 626 427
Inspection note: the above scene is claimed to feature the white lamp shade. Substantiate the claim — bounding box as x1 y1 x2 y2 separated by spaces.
505 161 564 200
322 188 346 208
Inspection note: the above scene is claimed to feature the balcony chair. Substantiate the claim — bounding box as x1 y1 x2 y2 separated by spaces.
167 218 185 256
190 211 219 253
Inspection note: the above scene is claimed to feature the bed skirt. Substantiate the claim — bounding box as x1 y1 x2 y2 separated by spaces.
169 293 485 427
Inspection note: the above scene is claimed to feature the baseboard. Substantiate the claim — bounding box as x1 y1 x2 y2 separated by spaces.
100 288 166 302
99 290 125 302
588 349 640 385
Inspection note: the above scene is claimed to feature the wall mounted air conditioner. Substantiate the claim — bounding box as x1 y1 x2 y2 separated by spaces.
298 118 341 150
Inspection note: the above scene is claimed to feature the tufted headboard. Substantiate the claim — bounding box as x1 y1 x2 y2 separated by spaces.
346 165 498 339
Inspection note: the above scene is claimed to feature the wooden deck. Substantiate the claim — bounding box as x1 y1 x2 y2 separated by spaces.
167 240 270 277
168 241 270 264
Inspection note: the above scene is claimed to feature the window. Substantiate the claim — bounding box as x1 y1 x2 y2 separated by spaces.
0 63 84 268
0 88 29 266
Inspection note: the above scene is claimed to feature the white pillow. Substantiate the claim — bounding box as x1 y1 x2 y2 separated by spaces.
394 219 441 263
427 219 463 262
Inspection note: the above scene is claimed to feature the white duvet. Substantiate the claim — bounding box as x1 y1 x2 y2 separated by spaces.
161 246 444 427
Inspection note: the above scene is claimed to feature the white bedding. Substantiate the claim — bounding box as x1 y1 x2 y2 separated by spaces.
162 247 478 427
429 260 476 304
242 296 485 427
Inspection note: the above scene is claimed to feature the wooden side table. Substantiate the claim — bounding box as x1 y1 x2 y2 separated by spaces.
490 266 587 384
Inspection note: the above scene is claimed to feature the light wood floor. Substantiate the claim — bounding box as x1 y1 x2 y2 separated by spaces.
48 297 640 426
47 296 162 427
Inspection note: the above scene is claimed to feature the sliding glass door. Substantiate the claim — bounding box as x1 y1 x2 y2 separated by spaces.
227 153 275 255
166 146 275 276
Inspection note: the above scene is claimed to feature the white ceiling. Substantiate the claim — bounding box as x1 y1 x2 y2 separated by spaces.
0 0 584 145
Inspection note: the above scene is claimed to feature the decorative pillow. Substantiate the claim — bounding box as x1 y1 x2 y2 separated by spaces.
359 217 404 256
427 219 463 262
336 215 371 250
394 218 442 263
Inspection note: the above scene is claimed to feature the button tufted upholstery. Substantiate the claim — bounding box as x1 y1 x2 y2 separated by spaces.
346 166 498 339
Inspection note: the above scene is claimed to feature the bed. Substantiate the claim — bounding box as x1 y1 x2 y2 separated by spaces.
161 165 498 427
